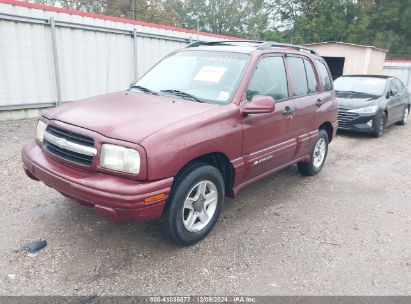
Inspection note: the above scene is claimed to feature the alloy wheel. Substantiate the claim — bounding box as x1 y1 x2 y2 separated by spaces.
182 180 218 232
313 138 326 168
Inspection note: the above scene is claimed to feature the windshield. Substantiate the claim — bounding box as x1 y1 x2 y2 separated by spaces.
334 77 387 96
133 51 250 104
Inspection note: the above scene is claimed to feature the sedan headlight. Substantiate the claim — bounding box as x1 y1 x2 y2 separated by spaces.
35 120 47 143
348 105 379 114
100 144 140 174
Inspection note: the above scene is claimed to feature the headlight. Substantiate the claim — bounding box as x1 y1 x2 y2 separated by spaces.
100 144 140 174
348 105 379 114
35 120 47 142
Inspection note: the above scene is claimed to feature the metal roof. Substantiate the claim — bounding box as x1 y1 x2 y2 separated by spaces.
305 41 388 53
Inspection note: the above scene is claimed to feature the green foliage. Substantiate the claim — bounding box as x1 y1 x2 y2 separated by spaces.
268 0 410 59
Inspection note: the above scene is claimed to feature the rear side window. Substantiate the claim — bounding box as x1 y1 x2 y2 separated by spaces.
247 56 288 101
316 60 333 91
394 78 405 94
287 57 308 96
304 59 318 93
389 79 398 95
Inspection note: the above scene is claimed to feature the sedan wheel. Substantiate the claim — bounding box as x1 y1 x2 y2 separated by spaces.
373 113 386 138
398 107 409 125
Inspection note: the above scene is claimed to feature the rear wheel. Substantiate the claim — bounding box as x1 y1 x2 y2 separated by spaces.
397 106 409 125
373 112 386 138
162 163 224 245
297 129 329 176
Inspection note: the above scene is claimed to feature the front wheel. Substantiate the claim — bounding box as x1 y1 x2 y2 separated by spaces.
297 129 329 176
373 112 386 138
162 163 224 245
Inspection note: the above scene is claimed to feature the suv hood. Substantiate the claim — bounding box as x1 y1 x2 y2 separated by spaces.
336 91 381 109
43 91 218 143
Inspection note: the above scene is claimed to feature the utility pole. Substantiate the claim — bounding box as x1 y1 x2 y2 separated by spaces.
131 0 136 20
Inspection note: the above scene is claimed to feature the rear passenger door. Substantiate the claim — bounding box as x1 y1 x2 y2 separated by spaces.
285 56 321 157
315 59 336 130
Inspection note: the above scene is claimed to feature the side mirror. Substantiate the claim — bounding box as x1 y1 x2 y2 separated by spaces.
242 95 275 115
386 90 393 99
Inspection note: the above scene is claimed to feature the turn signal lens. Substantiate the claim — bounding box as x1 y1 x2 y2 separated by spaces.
35 120 47 143
144 193 167 204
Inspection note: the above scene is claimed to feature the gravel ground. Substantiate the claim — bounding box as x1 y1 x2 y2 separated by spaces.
0 119 410 296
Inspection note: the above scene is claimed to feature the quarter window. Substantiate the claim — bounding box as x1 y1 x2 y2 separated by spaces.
247 57 288 101
288 57 308 96
389 79 398 95
316 60 333 91
304 59 318 93
394 79 405 94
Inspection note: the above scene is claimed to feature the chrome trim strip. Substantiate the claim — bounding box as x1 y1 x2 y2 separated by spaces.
43 131 97 157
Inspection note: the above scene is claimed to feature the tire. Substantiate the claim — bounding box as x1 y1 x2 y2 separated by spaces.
397 106 409 125
297 129 329 176
373 112 386 138
162 163 225 245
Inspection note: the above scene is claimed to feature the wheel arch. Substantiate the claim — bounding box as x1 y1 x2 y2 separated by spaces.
319 121 334 142
172 152 235 195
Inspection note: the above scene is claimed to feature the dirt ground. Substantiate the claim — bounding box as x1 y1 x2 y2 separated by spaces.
0 119 410 296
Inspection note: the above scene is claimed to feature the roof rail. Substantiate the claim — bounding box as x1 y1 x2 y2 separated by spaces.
186 40 262 48
257 42 319 55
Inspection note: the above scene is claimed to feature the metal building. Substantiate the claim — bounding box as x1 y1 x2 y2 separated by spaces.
305 41 388 80
383 60 411 93
0 0 235 120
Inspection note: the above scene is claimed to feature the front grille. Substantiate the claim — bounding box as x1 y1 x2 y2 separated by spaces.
338 107 359 128
46 125 94 147
43 126 95 165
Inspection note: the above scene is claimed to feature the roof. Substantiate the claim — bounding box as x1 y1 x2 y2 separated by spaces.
305 41 388 53
341 74 391 79
0 0 240 40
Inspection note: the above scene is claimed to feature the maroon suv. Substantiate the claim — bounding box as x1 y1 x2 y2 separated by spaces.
22 41 338 244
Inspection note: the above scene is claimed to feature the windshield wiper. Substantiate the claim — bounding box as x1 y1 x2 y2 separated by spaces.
160 89 204 103
130 85 158 95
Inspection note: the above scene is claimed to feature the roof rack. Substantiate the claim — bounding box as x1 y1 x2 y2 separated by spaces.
186 40 262 48
257 42 319 55
186 40 319 55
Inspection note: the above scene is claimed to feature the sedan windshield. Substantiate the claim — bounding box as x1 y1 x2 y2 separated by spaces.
132 51 250 104
334 76 387 96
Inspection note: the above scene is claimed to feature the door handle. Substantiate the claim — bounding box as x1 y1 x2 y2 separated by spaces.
282 106 295 116
315 99 324 107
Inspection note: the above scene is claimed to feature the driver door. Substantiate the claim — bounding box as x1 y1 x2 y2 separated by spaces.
386 79 402 124
241 55 297 180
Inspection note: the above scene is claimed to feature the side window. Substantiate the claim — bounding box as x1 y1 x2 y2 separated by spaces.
389 79 398 95
247 56 288 101
287 57 308 96
316 60 333 91
394 79 405 94
303 58 318 93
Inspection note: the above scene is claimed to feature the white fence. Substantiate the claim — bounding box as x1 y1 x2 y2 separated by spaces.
383 61 411 93
0 0 232 112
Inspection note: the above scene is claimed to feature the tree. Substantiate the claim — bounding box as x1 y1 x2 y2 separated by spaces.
172 0 270 38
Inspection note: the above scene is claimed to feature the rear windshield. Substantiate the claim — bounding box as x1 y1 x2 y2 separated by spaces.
334 77 387 96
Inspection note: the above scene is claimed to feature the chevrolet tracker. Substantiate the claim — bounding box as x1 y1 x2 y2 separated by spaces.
22 41 338 244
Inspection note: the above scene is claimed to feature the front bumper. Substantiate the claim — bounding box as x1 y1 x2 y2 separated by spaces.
337 110 378 132
22 141 173 222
